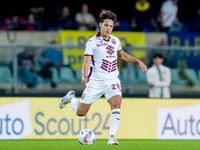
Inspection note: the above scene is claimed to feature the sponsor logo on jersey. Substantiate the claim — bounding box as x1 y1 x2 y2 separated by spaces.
105 45 115 55
97 43 108 47
105 45 116 58
81 93 86 100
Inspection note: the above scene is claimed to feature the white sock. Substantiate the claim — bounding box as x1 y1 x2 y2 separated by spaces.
109 108 120 139
71 97 80 114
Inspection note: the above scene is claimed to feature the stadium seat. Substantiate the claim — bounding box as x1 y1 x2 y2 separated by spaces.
185 68 199 85
118 70 124 84
51 67 61 83
75 68 82 83
60 67 77 83
0 66 12 82
121 68 138 84
170 68 187 85
198 69 200 85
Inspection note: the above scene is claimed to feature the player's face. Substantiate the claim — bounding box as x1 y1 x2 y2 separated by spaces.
100 19 114 38
153 57 163 66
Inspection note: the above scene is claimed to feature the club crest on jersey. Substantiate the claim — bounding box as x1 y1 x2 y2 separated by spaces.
81 93 86 100
111 39 116 45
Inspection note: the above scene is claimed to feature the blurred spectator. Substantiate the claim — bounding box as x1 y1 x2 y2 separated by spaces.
75 3 97 30
1 15 26 30
148 38 170 67
37 39 63 88
56 6 72 29
25 13 36 31
131 0 158 32
30 6 46 22
147 53 171 98
18 48 38 88
191 7 200 32
158 0 182 32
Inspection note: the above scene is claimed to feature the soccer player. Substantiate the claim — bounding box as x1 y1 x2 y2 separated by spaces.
59 10 147 145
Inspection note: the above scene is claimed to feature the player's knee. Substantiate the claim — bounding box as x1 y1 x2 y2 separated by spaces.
111 100 121 109
76 109 87 117
112 103 121 109
109 95 122 109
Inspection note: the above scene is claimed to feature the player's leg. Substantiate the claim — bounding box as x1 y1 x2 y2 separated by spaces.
76 103 91 116
75 80 105 116
60 80 104 116
108 95 122 110
104 78 122 145
59 90 91 116
107 95 122 145
59 90 75 109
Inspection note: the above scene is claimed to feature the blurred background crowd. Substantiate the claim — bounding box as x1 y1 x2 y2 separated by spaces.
0 0 200 32
0 0 200 98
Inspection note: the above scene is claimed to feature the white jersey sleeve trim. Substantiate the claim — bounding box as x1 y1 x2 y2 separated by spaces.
84 38 95 55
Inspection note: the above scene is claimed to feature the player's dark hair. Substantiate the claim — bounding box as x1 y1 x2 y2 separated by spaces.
99 10 117 23
153 53 163 59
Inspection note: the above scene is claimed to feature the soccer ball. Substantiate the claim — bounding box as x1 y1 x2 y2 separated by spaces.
78 129 95 145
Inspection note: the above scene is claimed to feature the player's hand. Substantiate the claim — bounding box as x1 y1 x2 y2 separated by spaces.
81 76 87 86
138 60 147 73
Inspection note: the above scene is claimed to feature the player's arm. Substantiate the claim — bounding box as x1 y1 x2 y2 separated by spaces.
82 55 91 86
117 49 147 73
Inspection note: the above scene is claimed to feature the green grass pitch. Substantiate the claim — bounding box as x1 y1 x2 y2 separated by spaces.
0 139 200 150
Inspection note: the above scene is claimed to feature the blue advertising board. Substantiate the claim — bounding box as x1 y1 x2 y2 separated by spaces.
168 33 200 71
